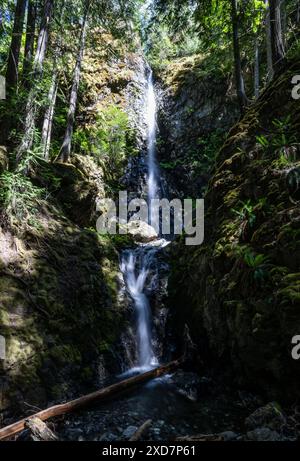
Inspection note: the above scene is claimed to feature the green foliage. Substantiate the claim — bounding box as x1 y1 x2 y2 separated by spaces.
243 249 270 283
256 134 269 149
232 200 257 228
160 158 182 170
73 105 137 182
146 22 201 70
197 129 226 171
257 116 298 167
0 0 15 70
271 116 297 151
235 246 271 284
0 172 44 230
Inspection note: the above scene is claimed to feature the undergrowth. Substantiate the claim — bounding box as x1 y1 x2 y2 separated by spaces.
0 172 45 232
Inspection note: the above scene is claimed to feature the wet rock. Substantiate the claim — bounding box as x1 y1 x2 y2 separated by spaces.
170 371 204 401
122 425 139 439
99 433 118 442
220 431 239 441
245 402 286 431
245 427 283 441
126 220 158 243
286 166 300 202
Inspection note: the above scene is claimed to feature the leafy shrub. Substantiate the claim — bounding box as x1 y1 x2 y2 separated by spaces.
240 247 271 283
0 172 45 231
73 105 137 183
232 200 257 228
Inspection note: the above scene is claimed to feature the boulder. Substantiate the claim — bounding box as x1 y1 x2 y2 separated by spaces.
245 427 283 441
122 425 138 439
126 220 158 243
245 402 286 431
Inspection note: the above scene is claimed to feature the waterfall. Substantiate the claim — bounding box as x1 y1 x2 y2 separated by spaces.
121 248 157 370
121 64 163 372
146 69 159 213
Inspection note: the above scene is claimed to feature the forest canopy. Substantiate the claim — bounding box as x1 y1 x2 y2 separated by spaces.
0 0 299 168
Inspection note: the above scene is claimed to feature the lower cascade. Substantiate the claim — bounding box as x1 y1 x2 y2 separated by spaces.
120 65 166 372
121 246 158 370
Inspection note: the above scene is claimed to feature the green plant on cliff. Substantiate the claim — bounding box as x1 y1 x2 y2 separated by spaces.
73 105 137 186
271 116 297 149
197 130 227 172
0 172 44 230
238 246 271 284
257 116 298 164
232 200 257 228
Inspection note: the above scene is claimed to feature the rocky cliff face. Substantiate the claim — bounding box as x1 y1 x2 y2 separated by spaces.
156 54 239 198
168 57 300 401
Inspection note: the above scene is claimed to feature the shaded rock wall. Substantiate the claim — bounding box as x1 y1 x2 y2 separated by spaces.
156 55 239 198
168 57 300 401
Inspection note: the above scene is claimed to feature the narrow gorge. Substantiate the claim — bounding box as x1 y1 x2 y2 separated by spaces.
0 0 300 444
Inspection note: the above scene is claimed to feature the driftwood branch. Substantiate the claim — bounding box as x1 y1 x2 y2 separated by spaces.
129 419 152 441
0 358 182 441
176 434 224 442
23 417 58 441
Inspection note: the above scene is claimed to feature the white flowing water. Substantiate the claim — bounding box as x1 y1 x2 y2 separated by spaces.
146 69 159 218
121 66 163 371
121 247 158 370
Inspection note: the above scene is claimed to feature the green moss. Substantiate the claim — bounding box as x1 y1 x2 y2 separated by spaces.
224 187 241 207
278 274 300 304
80 366 94 381
168 57 300 400
49 345 82 365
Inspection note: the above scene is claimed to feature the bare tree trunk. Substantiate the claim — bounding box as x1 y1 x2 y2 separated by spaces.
6 0 27 89
280 0 286 47
230 0 248 114
269 0 285 73
41 68 58 160
16 0 54 166
57 2 90 163
33 0 53 76
254 37 260 99
23 0 37 84
265 0 274 81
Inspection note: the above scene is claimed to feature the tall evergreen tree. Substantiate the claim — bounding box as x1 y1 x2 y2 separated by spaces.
16 0 54 165
23 0 37 83
230 0 248 112
6 0 27 89
57 0 91 163
269 0 285 72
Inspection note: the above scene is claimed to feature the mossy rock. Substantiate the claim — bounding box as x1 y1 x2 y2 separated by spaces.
168 57 300 401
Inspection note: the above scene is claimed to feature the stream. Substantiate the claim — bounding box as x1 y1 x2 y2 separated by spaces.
57 64 249 442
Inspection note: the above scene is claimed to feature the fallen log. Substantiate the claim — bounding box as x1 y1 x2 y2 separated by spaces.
0 358 182 441
129 419 152 441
